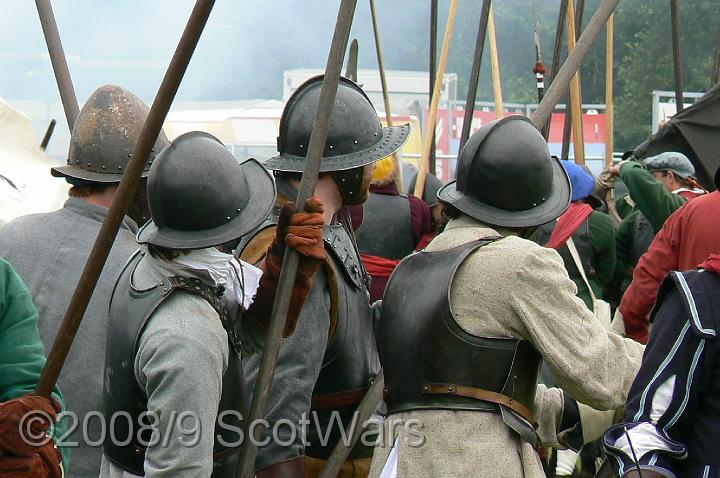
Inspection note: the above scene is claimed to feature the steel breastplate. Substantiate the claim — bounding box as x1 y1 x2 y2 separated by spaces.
355 192 415 260
102 250 244 477
379 239 542 445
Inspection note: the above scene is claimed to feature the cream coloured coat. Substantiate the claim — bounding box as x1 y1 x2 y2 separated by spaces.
369 215 644 478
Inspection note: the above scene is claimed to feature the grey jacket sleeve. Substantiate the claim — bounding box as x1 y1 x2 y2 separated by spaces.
242 268 331 471
134 292 229 478
511 246 644 411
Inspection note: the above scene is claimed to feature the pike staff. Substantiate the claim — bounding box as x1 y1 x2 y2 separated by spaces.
561 0 585 161
565 0 586 165
541 0 569 139
532 0 622 129
488 4 504 119
605 14 614 169
532 0 546 105
369 0 404 191
414 0 459 199
429 0 438 177
35 0 79 131
459 0 492 152
35 0 217 398
670 0 684 113
235 0 359 475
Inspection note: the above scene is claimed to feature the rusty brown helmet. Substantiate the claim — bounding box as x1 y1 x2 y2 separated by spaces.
51 85 169 183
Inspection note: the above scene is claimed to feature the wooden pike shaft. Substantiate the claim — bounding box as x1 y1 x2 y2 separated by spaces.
429 0 438 176
35 0 79 131
317 371 385 478
369 0 404 191
566 0 585 165
35 0 216 398
605 14 614 168
541 0 569 139
532 0 621 130
459 0 492 152
488 4 504 119
236 1 358 476
414 0 459 199
670 0 684 113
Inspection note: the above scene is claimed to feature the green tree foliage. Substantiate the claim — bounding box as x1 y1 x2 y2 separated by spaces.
442 0 719 150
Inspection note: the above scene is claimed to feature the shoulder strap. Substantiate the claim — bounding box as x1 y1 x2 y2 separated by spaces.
565 236 598 303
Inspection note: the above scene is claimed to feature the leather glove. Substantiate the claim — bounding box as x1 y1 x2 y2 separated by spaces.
0 395 60 457
247 197 326 336
0 442 63 478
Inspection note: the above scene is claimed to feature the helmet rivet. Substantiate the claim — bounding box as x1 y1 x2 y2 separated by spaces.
341 178 346 182
226 216 231 221
374 132 378 136
101 165 106 170
237 208 242 213
353 140 358 144
299 144 304 149
329 145 333 150
532 203 537 207
118 166 123 170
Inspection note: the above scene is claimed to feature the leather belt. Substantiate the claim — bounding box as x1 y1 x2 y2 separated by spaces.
311 387 368 410
422 383 537 427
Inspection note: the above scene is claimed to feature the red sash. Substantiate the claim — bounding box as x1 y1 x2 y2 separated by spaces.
544 202 593 250
361 253 400 278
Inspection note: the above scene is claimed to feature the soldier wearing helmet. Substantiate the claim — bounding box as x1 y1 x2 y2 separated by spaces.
370 116 644 478
99 131 325 477
236 75 410 477
0 85 168 477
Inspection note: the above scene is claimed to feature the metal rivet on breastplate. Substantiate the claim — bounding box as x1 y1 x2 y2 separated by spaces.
299 144 304 149
118 166 123 171
128 154 132 158
373 132 378 136
101 165 106 170
329 145 333 150
162 288 168 292
353 140 358 144
422 385 429 393
87 163 92 167
448 385 455 392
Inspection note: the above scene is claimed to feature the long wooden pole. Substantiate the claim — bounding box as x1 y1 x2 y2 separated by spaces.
459 0 492 152
318 371 385 478
236 1 358 476
566 0 585 165
369 0 403 191
35 0 79 131
561 0 585 161
429 0 438 177
532 0 621 129
488 4 504 119
605 14 614 168
35 0 216 398
541 0 569 139
670 0 684 113
414 0 459 199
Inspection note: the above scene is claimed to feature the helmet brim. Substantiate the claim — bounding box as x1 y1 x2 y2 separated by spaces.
437 155 571 228
263 123 410 172
136 158 276 249
51 164 145 183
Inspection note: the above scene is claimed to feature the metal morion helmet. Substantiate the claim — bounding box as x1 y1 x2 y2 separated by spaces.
437 115 571 228
264 75 410 203
137 131 276 250
51 85 169 183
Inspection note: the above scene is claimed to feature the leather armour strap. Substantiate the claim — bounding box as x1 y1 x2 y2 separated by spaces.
311 387 369 410
423 383 537 427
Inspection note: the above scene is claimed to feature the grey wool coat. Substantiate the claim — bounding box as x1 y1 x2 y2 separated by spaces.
369 215 644 478
0 197 140 478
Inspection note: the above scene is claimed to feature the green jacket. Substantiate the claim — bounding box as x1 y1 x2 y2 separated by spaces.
0 258 68 466
619 161 687 233
578 210 617 309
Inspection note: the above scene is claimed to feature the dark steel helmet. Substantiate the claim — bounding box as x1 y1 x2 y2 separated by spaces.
51 85 169 183
437 115 571 228
137 131 276 250
264 75 410 173
408 172 445 207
